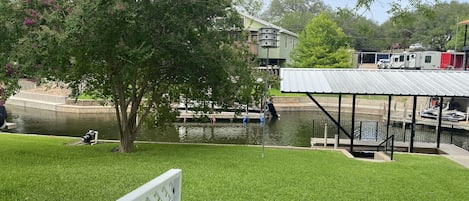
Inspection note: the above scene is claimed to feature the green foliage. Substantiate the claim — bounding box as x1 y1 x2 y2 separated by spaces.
355 1 469 51
291 12 352 68
261 0 330 33
1 134 469 201
260 1 469 51
333 8 383 51
0 1 27 102
3 0 258 152
232 0 264 17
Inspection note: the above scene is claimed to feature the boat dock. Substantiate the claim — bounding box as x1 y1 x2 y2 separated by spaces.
177 111 263 122
177 103 279 122
311 137 469 168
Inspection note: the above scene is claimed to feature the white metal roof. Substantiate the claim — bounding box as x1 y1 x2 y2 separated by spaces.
280 68 469 97
238 12 298 37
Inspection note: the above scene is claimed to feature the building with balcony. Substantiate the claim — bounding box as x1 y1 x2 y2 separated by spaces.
239 13 298 67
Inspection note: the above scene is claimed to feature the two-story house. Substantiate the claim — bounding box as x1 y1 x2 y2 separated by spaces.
239 13 298 67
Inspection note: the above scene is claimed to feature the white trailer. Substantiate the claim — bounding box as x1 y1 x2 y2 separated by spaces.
388 51 441 70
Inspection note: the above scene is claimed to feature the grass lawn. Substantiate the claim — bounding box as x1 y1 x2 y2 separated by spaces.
269 88 408 102
1 133 468 201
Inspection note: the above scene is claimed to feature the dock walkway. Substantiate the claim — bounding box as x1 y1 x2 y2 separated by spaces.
311 137 469 168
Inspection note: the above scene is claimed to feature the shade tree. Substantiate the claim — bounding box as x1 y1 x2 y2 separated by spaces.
4 0 258 152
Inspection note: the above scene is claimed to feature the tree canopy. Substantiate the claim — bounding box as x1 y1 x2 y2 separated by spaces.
259 0 469 51
262 0 330 34
291 12 351 68
233 0 265 17
1 0 259 152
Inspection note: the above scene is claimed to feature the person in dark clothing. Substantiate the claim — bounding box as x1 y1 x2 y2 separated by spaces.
0 105 7 129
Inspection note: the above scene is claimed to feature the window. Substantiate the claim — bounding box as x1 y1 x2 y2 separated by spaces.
251 34 258 43
425 56 432 63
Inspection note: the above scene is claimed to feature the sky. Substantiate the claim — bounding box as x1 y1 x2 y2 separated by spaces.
324 0 469 24
264 0 469 25
324 0 396 25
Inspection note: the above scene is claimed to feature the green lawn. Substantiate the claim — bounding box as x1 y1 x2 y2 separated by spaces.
1 133 468 201
269 88 407 102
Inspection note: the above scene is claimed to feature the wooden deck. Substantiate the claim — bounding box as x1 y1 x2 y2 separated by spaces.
177 111 262 122
311 137 438 149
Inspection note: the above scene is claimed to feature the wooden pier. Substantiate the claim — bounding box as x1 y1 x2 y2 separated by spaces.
311 137 437 149
177 111 263 122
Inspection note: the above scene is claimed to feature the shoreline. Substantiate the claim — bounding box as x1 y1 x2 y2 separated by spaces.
6 79 414 115
5 90 412 116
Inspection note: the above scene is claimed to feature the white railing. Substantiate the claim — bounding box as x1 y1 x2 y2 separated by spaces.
117 169 182 201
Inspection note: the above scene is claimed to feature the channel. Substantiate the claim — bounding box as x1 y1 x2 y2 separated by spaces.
5 104 469 150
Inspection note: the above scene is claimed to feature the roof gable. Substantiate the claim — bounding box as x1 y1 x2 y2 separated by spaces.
238 12 298 37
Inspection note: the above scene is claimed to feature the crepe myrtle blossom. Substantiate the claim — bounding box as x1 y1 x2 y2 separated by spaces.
5 64 13 76
23 18 35 25
28 9 39 18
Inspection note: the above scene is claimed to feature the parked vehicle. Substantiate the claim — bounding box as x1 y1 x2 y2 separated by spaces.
409 43 423 49
382 51 468 70
388 51 441 70
377 59 391 69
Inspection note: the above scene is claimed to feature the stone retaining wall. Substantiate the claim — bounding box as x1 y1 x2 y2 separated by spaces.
11 91 67 104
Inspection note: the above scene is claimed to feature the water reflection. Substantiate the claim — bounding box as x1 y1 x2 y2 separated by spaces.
6 104 468 149
7 105 120 139
5 104 348 147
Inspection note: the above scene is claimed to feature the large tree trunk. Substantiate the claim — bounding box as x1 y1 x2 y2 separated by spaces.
115 96 139 153
119 129 136 152
117 109 138 152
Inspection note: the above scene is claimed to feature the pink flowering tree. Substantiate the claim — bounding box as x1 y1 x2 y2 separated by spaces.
3 0 260 152
0 0 67 104
0 2 22 104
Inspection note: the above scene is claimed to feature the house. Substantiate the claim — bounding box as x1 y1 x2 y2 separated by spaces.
238 13 298 67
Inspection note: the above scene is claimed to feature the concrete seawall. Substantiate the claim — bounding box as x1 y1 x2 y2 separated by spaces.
272 96 411 116
6 91 414 115
6 91 115 113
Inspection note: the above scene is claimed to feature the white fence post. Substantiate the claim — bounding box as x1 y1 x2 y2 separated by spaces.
117 169 182 201
324 123 328 147
334 134 338 149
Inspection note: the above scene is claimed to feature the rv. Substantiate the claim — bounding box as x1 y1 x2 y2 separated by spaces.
388 51 441 70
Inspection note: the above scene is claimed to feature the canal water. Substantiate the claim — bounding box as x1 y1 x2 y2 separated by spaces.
4 105 469 149
4 105 369 147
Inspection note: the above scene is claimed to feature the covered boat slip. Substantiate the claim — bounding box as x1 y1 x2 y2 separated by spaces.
280 68 469 153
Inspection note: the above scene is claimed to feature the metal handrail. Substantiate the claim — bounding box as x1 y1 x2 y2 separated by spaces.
377 135 395 160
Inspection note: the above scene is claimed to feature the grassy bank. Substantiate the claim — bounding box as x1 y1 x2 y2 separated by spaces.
1 133 468 201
